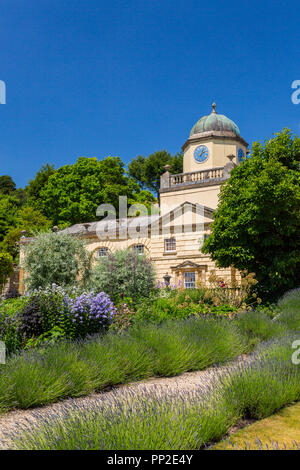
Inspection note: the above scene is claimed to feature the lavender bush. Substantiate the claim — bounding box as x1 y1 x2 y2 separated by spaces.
9 334 300 450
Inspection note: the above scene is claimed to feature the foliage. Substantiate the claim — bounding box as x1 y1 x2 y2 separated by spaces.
109 300 136 333
0 298 25 354
0 297 28 317
24 326 66 350
40 156 155 225
0 251 14 292
207 271 260 307
0 289 299 414
10 335 300 450
25 164 56 210
134 278 262 325
15 284 115 343
0 194 21 243
215 401 300 450
134 295 192 324
233 311 287 351
202 129 300 301
128 150 183 199
0 175 16 195
64 291 116 338
1 206 52 259
0 315 247 412
91 249 155 302
276 288 300 331
18 297 43 338
26 285 70 334
23 232 92 290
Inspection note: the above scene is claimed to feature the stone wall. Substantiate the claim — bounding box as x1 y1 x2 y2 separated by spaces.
1 267 21 298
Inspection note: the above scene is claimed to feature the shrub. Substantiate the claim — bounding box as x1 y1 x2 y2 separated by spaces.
18 297 43 338
0 297 30 354
223 335 300 420
0 316 248 412
11 335 300 450
134 296 190 324
0 297 29 318
234 311 288 351
278 288 300 312
24 326 66 350
16 285 116 342
23 231 92 290
81 334 154 387
29 285 70 333
0 251 13 293
11 392 233 450
0 311 22 355
64 292 116 338
207 270 260 308
276 288 300 331
109 300 136 333
90 249 155 302
134 293 238 325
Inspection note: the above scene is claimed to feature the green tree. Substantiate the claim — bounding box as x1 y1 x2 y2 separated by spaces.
23 232 92 290
0 175 16 195
0 195 21 243
40 156 155 225
128 150 183 199
202 129 300 300
91 249 155 302
26 163 56 209
0 251 14 292
1 206 52 259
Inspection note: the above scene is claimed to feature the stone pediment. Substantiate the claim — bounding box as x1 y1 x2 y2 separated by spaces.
54 201 213 240
171 260 207 271
150 201 213 230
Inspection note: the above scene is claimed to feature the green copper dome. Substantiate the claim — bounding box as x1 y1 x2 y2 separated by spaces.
190 103 240 137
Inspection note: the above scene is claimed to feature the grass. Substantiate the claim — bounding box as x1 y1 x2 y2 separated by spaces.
214 401 300 450
10 334 300 450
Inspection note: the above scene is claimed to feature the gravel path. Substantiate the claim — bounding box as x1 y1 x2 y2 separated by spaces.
0 355 250 450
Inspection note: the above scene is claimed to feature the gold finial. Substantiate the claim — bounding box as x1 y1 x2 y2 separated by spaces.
212 102 217 113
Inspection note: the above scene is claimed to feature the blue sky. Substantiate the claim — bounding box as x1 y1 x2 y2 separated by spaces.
0 0 299 187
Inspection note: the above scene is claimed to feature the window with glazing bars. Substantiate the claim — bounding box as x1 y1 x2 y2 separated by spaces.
164 238 176 252
97 247 109 257
132 244 144 254
184 272 195 289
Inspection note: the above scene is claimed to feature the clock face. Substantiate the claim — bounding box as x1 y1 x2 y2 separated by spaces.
194 145 209 163
238 148 245 162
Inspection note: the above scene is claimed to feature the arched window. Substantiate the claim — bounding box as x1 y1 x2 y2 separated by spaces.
97 247 109 258
132 244 144 255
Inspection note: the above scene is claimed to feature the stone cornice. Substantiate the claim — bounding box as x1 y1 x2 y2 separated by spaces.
182 130 249 152
160 177 225 194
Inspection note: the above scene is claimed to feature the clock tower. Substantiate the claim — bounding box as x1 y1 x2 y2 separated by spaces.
159 104 249 214
182 103 248 173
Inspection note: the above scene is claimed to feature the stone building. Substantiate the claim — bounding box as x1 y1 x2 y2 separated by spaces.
20 104 248 290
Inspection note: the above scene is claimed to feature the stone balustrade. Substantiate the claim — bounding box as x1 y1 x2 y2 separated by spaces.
169 166 224 186
160 162 236 192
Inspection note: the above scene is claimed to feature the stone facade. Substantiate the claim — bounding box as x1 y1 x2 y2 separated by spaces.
19 104 247 291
